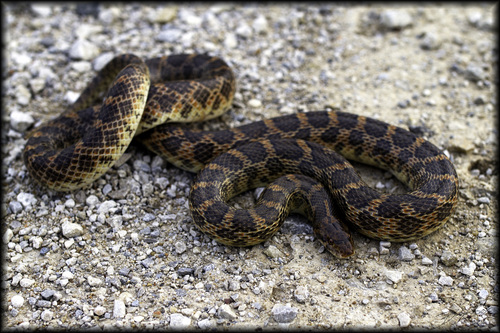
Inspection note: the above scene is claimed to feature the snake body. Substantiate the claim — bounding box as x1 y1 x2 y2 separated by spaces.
23 54 459 258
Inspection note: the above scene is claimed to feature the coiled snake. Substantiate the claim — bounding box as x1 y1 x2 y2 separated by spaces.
23 54 459 258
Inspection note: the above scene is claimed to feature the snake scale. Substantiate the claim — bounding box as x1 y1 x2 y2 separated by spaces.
23 54 459 258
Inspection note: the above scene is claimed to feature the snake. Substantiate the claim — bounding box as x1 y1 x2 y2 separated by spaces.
23 54 459 258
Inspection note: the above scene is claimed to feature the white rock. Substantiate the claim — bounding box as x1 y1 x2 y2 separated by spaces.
148 7 177 24
248 98 262 108
86 195 100 206
385 270 403 284
113 299 126 318
438 275 454 286
21 75 43 97
87 276 103 287
179 9 202 26
175 241 187 254
69 39 99 60
294 285 309 303
93 52 115 71
3 229 14 244
253 15 269 33
460 262 476 276
198 318 215 329
11 294 24 308
61 221 83 238
40 310 53 321
421 257 433 265
236 23 252 38
157 28 183 43
10 110 34 132
64 91 80 104
17 192 37 208
71 61 92 73
218 304 237 320
31 4 52 17
97 200 117 214
61 270 74 280
224 33 238 49
75 24 102 40
94 306 106 316
170 313 191 329
64 199 76 208
380 10 413 29
271 303 298 323
19 278 35 288
398 312 411 327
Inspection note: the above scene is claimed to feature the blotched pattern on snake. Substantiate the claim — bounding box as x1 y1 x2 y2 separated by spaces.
23 54 459 257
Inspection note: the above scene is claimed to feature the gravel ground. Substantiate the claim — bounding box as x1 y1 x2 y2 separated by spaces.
2 3 497 330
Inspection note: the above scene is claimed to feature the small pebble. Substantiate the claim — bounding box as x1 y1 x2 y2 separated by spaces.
113 299 126 318
87 276 103 287
385 270 403 284
294 285 309 303
19 278 35 288
478 289 489 300
198 318 215 329
170 313 191 328
398 312 411 327
421 257 433 265
438 275 454 286
11 295 24 308
218 304 237 320
10 110 34 132
40 310 53 321
41 289 55 300
69 38 99 60
271 304 298 323
379 10 413 29
263 245 284 258
398 246 415 261
440 250 458 266
61 221 83 238
175 241 187 254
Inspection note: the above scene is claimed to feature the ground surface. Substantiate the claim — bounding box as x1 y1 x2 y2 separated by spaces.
2 3 497 330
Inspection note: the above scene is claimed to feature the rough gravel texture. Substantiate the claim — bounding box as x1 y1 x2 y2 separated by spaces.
2 3 497 330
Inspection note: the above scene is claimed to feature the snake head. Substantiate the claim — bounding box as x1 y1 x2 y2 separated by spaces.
313 217 354 259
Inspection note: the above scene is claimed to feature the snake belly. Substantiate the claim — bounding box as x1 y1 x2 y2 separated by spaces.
23 54 459 258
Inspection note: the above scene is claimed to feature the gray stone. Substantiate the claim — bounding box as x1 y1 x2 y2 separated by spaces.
294 285 309 303
9 201 23 214
271 304 298 323
440 250 457 266
41 289 56 300
398 246 415 261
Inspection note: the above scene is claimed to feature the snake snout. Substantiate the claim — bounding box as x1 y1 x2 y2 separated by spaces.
313 216 355 258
